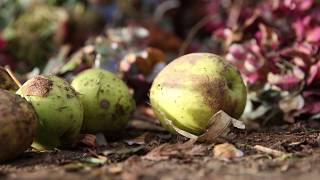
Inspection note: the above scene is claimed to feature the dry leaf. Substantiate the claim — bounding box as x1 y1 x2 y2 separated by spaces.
139 21 182 51
143 140 208 161
172 125 198 139
124 132 153 145
120 47 165 75
78 134 97 148
136 47 165 75
213 143 244 160
159 110 245 143
197 110 245 143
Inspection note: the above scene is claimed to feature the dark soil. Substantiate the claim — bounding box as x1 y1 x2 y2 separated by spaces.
1 116 320 180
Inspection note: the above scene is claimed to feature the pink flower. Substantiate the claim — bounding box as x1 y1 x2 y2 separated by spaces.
226 41 268 84
268 71 304 90
306 26 320 43
283 0 314 11
307 61 320 85
293 16 312 41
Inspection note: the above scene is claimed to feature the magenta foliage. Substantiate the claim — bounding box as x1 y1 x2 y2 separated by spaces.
204 0 320 122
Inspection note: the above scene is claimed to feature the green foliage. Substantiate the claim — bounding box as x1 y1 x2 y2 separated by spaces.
2 5 67 71
0 0 23 28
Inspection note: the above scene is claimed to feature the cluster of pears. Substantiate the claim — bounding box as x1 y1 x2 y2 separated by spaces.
0 68 135 162
1 52 247 163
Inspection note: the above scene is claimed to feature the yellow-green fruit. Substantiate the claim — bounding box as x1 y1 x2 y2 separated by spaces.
150 53 247 135
0 90 37 163
71 68 135 134
16 76 83 150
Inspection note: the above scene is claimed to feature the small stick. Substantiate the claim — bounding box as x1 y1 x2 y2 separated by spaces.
254 145 285 157
4 66 22 88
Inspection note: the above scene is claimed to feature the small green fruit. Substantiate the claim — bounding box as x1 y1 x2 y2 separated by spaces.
0 90 37 163
150 53 247 135
16 75 84 150
71 68 135 134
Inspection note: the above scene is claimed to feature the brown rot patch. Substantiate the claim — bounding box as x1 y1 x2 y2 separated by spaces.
100 99 110 109
198 77 227 110
21 76 53 97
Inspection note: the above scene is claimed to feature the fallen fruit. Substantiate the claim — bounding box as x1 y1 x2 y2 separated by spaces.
16 75 84 150
150 53 247 135
0 89 37 163
71 68 135 134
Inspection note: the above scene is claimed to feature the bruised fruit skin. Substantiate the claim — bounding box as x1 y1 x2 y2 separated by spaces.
0 90 37 163
150 53 247 135
71 68 135 134
16 76 83 150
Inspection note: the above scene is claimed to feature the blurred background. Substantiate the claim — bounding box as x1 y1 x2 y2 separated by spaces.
0 0 320 127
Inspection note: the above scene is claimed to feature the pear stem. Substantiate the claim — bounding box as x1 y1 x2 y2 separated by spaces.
4 66 22 88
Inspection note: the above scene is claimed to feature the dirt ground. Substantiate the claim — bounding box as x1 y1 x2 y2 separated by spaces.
1 116 320 180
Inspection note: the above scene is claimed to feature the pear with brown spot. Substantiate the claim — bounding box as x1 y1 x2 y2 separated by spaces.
71 68 135 134
150 53 247 135
16 75 84 150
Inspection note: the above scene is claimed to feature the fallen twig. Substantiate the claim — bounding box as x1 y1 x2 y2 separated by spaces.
254 145 286 157
4 66 22 87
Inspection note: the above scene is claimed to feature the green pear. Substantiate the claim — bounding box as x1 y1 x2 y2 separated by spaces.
150 53 247 135
0 90 37 163
71 68 135 134
16 75 83 150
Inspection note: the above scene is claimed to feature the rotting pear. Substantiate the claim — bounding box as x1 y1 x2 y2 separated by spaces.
71 68 135 134
0 90 37 163
16 75 84 150
150 53 247 135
